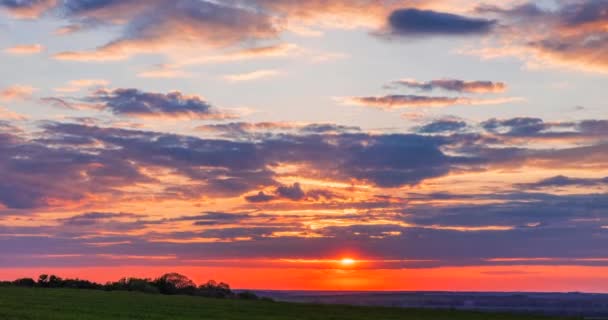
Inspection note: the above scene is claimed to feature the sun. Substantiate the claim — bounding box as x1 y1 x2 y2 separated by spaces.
340 258 356 266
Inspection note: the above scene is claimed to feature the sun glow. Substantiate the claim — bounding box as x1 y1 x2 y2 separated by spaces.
340 258 356 266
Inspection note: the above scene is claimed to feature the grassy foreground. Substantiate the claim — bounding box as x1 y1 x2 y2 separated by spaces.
0 287 568 320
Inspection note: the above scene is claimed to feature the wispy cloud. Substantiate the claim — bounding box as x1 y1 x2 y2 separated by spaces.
342 95 522 109
4 44 44 55
388 78 507 93
0 85 37 101
223 69 282 82
0 106 27 120
54 79 109 93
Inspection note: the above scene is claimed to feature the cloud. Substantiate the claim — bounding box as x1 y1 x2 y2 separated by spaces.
0 85 36 101
245 191 276 203
0 128 154 209
478 117 608 143
0 0 55 18
61 212 141 226
346 76 518 110
196 122 360 137
245 183 339 203
482 117 547 136
178 43 299 65
385 8 496 37
83 88 233 119
0 126 606 267
390 79 507 93
0 114 607 268
54 79 109 93
471 1 608 72
38 121 462 198
518 175 608 189
223 69 282 82
0 107 27 121
417 120 467 133
196 122 299 137
0 114 605 211
136 65 193 79
344 95 520 109
3 191 608 267
53 0 279 62
3 44 44 55
43 1 425 63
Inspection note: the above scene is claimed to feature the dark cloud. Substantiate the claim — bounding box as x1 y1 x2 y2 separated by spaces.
518 175 608 189
386 8 496 37
0 114 606 210
578 120 608 136
0 122 463 208
245 191 275 203
482 117 547 136
349 94 464 108
475 3 545 19
0 0 54 18
479 118 608 142
86 88 231 119
299 124 360 134
0 128 153 209
276 183 306 201
197 122 296 135
62 212 140 226
62 0 127 15
196 122 360 138
391 79 506 93
478 1 608 72
53 0 280 61
2 114 606 211
2 192 608 267
0 0 43 9
246 183 340 203
188 212 251 226
417 120 467 134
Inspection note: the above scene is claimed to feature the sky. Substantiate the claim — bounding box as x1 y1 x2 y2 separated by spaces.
0 0 607 292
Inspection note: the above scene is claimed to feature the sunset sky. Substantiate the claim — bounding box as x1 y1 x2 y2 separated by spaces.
1 0 608 292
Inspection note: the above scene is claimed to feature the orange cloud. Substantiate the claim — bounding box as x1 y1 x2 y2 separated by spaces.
4 44 44 55
0 106 27 121
223 69 282 82
0 85 36 101
0 0 56 19
342 95 522 109
54 79 109 93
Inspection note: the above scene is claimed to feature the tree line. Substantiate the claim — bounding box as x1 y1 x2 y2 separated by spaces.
0 273 265 300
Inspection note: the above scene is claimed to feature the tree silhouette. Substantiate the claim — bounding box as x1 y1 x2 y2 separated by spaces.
153 273 196 295
4 273 269 301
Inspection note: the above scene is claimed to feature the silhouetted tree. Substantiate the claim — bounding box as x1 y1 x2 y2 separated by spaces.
106 278 159 293
152 273 196 295
62 278 101 290
13 278 35 287
37 274 49 287
237 291 259 300
4 273 270 302
198 280 233 298
48 275 63 288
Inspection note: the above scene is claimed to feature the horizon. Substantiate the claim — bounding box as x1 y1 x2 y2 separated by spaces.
0 0 607 293
5 269 608 294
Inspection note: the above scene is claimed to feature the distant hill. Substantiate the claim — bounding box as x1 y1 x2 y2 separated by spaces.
257 290 608 317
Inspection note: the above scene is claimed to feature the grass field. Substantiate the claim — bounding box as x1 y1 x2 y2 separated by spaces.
0 287 570 320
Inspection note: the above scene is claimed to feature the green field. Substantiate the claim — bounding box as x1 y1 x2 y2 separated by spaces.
0 287 569 320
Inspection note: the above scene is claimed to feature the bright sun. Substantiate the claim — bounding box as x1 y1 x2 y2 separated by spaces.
340 258 356 266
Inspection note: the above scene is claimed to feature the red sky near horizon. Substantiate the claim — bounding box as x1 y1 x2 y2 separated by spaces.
0 0 607 292
4 265 608 293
